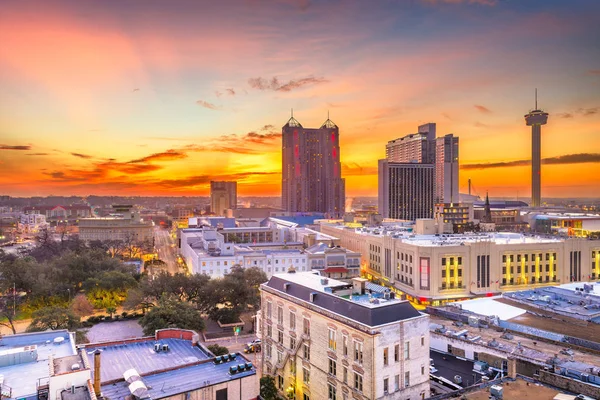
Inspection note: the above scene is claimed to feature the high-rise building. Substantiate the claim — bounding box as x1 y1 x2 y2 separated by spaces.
385 123 436 164
524 90 548 207
435 134 459 204
379 123 456 220
210 181 237 216
259 271 430 400
378 160 434 220
281 114 345 217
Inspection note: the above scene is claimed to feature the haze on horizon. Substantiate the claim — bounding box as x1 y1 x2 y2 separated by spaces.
1 0 599 199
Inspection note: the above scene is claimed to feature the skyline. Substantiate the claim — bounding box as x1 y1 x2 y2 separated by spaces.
1 0 600 198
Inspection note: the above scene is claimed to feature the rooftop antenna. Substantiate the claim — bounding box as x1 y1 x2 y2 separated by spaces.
535 88 538 110
291 108 293 118
328 110 330 120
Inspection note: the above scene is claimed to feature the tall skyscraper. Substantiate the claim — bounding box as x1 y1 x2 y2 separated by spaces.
385 123 436 164
524 90 548 207
281 113 345 217
435 134 459 204
378 160 434 220
379 123 458 220
210 181 237 216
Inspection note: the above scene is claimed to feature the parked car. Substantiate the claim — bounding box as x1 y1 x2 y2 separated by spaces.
244 343 261 354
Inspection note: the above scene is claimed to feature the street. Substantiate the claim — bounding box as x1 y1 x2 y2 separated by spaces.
154 226 180 274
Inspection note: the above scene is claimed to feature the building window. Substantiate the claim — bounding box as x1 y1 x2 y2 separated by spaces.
278 329 284 344
421 336 425 346
303 367 310 384
394 344 399 362
267 325 272 338
343 366 348 384
277 306 283 324
383 347 388 366
290 360 296 375
290 312 296 330
421 365 425 375
266 343 272 358
354 341 363 364
290 337 296 350
303 395 310 400
404 341 410 360
329 358 337 376
395 375 400 391
303 318 310 336
328 329 337 350
277 350 283 363
303 343 310 360
343 335 348 356
384 377 389 394
404 371 410 387
354 373 363 392
278 375 284 389
267 301 272 318
328 383 336 400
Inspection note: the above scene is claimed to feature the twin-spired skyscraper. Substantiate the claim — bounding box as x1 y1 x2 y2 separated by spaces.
281 114 345 217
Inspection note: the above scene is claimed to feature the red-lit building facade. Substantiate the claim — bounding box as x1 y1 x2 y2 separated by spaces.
281 115 345 217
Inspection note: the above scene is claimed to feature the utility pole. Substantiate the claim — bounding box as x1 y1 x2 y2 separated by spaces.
13 282 16 316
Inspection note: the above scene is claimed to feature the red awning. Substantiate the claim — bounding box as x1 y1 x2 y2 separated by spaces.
324 267 348 273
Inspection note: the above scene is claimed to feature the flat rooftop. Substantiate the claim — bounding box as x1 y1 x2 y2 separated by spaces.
322 223 564 246
263 272 422 327
101 356 255 399
0 330 76 399
464 378 562 400
85 338 211 382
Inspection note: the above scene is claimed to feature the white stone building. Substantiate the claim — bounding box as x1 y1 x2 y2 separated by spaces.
259 272 430 400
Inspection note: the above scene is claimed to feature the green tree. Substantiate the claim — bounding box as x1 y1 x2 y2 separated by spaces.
106 306 117 319
207 344 229 356
26 306 80 332
260 376 278 400
70 294 94 317
123 288 155 314
138 295 205 336
0 294 20 334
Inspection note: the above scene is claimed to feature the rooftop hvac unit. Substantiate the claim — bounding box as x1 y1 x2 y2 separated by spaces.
490 385 503 399
128 380 149 399
123 368 141 383
154 343 161 352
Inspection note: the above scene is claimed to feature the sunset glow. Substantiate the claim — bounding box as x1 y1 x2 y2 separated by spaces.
1 0 599 198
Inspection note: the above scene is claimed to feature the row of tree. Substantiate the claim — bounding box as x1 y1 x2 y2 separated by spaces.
0 234 268 336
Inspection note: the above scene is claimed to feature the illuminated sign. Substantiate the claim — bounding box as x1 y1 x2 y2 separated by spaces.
420 257 430 290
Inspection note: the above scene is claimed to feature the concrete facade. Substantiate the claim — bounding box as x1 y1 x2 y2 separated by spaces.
320 223 600 305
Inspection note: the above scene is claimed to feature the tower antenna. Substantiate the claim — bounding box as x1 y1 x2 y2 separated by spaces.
535 88 537 110
291 108 293 118
328 110 330 120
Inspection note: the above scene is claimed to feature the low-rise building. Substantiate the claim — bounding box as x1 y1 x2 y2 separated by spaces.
259 271 430 400
19 213 47 232
320 222 600 306
305 242 361 280
79 205 153 243
0 328 258 400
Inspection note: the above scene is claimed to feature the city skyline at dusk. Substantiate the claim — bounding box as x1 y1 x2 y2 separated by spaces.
1 0 600 199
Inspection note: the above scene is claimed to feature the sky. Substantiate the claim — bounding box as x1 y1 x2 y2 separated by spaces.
1 0 599 199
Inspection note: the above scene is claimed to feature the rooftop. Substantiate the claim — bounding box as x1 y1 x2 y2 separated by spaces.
101 355 255 399
263 272 423 327
322 223 563 246
463 378 562 400
0 330 76 399
84 338 211 383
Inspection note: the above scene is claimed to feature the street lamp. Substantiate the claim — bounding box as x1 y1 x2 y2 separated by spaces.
286 385 295 399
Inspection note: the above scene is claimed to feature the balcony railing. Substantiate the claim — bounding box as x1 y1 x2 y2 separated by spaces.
438 285 466 291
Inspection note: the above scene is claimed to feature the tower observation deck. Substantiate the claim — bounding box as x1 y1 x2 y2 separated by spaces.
524 89 548 208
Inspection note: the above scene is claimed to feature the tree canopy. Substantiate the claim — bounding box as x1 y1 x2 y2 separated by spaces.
138 295 205 336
